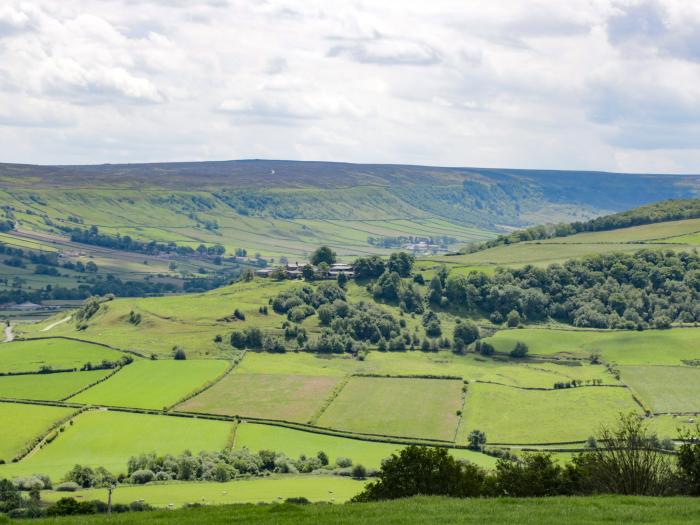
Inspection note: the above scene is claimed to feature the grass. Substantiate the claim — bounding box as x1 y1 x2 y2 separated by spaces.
460 383 641 444
25 495 700 524
41 475 367 506
177 373 341 423
234 422 498 469
485 327 700 365
0 370 111 401
620 366 700 413
0 402 75 462
0 409 233 480
0 339 125 373
237 352 359 377
317 377 464 441
69 360 229 409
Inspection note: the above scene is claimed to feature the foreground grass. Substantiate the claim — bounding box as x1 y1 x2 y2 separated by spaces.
27 495 700 524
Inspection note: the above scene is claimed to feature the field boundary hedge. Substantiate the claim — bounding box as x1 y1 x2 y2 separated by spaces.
166 355 243 412
9 405 88 463
0 367 79 377
308 374 350 425
352 373 463 381
473 380 627 391
15 335 148 359
60 364 127 402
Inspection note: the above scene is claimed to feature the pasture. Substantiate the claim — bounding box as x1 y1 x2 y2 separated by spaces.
177 373 340 422
0 338 125 373
42 475 368 507
0 402 75 462
620 366 700 414
460 383 641 444
485 328 700 365
0 370 110 401
0 409 233 480
234 422 498 469
69 359 229 409
236 352 359 377
317 377 463 441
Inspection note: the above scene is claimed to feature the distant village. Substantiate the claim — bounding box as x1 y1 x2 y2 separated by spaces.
255 262 354 280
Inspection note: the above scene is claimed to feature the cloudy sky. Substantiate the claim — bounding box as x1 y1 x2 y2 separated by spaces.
0 0 699 172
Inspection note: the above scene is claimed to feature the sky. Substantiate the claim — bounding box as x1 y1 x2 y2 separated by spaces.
0 0 699 172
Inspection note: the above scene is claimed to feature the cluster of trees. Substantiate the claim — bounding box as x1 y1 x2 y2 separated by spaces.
69 225 225 257
466 198 700 252
367 235 456 249
372 271 423 313
0 219 14 232
435 250 700 329
354 253 415 280
355 414 700 501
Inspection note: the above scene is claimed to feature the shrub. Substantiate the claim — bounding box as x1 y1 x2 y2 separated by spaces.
351 464 368 479
454 320 480 346
494 452 567 497
130 469 155 485
54 482 80 492
172 347 187 360
506 310 521 327
336 457 353 468
510 341 528 358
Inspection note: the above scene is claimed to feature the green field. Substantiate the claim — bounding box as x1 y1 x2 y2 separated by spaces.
485 328 700 365
0 370 110 401
0 409 233 480
42 475 368 507
460 383 641 444
620 366 700 414
234 423 498 470
69 360 229 409
318 377 463 441
26 495 700 524
236 352 360 377
0 339 125 373
0 402 75 462
178 372 340 422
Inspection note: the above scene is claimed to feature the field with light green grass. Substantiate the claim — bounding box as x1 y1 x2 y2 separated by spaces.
177 372 340 422
69 360 229 409
460 383 641 444
236 352 360 376
0 409 233 480
0 369 110 401
0 402 76 462
234 422 498 469
317 377 464 441
485 327 700 365
0 339 125 373
42 475 368 507
619 365 700 414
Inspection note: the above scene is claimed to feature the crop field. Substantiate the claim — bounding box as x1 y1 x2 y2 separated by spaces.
43 475 367 507
234 423 498 469
0 402 75 462
619 366 700 414
0 339 125 373
69 359 229 409
177 372 341 422
317 377 464 441
0 369 110 401
485 328 700 365
460 383 641 444
0 409 233 480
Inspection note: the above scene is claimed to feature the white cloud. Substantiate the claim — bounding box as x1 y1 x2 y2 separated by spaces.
0 0 698 173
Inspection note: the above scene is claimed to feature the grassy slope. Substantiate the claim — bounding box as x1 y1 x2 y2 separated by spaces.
69 360 229 409
0 402 75 462
0 370 110 401
0 339 125 374
619 365 700 413
317 377 463 441
0 409 232 480
460 383 641 444
27 495 700 525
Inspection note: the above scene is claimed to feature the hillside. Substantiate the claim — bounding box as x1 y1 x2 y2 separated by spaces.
2 160 700 260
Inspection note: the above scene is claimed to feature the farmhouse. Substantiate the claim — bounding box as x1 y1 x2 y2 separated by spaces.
256 261 354 279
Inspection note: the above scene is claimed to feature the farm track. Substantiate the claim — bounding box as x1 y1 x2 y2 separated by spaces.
3 324 13 342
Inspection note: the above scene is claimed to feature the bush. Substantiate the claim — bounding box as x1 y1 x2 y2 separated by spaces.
336 457 353 468
351 464 368 479
506 310 521 327
454 320 480 346
172 347 187 360
494 452 567 496
130 469 155 484
510 341 528 358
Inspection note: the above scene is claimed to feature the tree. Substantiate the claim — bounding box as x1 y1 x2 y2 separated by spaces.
352 446 487 501
353 256 385 280
510 341 528 358
495 452 566 497
677 425 700 495
337 272 348 289
310 246 336 266
467 430 486 451
302 264 316 281
428 276 443 304
454 320 480 346
387 252 415 277
172 347 187 360
506 309 521 327
478 341 495 356
0 478 21 512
